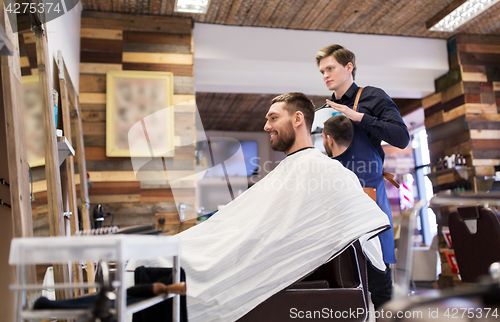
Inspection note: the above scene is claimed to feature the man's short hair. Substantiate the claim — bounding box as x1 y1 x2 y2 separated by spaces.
271 92 315 132
315 44 357 80
323 114 354 148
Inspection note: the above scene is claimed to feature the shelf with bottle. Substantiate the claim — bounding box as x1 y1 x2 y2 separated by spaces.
426 166 474 187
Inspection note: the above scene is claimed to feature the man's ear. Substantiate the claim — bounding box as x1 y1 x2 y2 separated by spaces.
346 62 354 74
294 111 304 127
327 135 334 148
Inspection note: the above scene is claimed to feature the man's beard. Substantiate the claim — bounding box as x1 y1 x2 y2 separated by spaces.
271 121 295 152
323 143 333 158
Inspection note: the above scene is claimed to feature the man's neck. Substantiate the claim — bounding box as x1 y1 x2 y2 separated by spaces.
331 144 349 158
333 80 354 100
285 136 313 156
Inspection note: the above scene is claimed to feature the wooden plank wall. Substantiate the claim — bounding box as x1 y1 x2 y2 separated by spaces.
32 12 197 235
423 34 500 178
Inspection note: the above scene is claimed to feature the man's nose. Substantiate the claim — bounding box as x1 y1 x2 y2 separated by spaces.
264 121 271 132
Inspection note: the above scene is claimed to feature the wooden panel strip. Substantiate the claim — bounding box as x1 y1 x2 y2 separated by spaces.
80 39 123 52
81 28 123 40
173 95 196 105
86 159 195 171
140 189 175 203
481 92 496 104
79 74 106 93
472 149 500 160
81 51 122 64
88 170 195 182
122 52 193 65
470 139 500 150
472 159 500 166
462 65 486 73
20 56 29 67
422 92 441 109
88 181 141 195
470 130 500 140
458 52 500 66
80 63 122 74
122 43 190 54
140 180 196 189
82 122 105 135
81 11 192 34
81 111 106 122
466 113 500 122
455 34 500 46
457 43 500 54
89 194 141 203
462 72 488 82
80 103 106 111
173 76 194 95
424 111 444 129
83 135 106 146
123 31 191 45
22 32 35 44
122 62 193 76
475 166 495 176
468 121 500 130
80 93 106 104
441 81 464 103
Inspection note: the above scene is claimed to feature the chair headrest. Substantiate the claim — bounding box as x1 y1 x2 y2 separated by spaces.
457 205 482 220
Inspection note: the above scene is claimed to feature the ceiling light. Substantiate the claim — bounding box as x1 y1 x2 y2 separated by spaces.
427 0 500 32
174 0 210 14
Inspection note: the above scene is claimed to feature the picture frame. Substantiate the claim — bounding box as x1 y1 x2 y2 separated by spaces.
22 74 45 168
106 70 175 157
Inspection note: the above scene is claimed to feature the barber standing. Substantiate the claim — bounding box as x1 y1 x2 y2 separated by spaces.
314 44 410 309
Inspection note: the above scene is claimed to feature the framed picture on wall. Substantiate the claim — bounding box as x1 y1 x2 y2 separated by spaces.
22 75 45 167
106 70 175 157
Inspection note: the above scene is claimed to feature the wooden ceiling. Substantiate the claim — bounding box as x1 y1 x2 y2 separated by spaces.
81 0 500 38
195 92 424 131
80 0 500 131
196 92 330 132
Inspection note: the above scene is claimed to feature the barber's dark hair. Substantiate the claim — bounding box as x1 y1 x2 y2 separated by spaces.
271 92 315 132
315 44 356 80
323 114 354 148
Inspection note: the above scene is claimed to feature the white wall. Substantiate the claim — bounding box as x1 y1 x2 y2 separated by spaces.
193 23 449 99
46 2 82 92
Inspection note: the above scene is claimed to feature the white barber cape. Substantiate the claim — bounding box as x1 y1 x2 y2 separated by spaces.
127 148 390 322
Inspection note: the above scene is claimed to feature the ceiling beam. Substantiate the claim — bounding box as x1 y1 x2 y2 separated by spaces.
426 0 467 29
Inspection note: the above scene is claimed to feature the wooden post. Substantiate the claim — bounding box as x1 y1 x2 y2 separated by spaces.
33 13 71 299
57 51 84 295
0 0 37 289
0 0 33 239
72 91 96 289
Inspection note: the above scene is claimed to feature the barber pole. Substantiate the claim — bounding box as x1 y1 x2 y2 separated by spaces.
399 174 414 209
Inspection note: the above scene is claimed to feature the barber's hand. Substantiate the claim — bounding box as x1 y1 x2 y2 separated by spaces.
326 99 364 122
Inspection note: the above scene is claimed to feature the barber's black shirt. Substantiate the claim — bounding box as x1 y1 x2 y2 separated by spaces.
332 83 410 162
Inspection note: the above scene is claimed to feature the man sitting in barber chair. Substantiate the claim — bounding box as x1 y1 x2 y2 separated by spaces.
126 92 390 322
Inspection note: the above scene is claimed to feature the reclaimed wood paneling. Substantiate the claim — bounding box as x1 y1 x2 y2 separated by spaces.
81 28 123 40
81 11 192 34
80 63 123 74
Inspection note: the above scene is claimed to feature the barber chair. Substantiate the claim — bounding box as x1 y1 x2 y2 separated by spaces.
237 240 370 322
448 205 500 283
